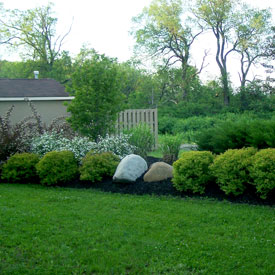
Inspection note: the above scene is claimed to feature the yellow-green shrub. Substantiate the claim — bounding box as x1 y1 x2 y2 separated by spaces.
210 148 257 196
249 148 275 199
36 151 78 186
1 153 40 183
80 151 120 183
172 151 214 194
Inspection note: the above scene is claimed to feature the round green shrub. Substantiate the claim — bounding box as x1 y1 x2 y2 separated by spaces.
1 153 40 183
249 148 275 199
36 151 78 186
210 147 257 196
80 151 120 183
172 151 214 194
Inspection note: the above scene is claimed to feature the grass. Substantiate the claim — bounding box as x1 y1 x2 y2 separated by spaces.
0 184 275 274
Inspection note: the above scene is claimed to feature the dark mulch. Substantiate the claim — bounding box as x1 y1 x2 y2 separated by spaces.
62 157 275 206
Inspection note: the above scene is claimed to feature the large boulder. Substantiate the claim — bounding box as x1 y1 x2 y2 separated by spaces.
143 162 173 182
113 154 148 183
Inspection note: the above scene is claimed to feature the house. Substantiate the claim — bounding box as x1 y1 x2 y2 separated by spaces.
0 78 74 124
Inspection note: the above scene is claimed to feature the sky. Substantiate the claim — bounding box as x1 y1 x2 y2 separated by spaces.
1 0 274 85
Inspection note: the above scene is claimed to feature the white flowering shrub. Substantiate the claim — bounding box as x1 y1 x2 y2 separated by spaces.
30 132 135 162
65 136 97 161
96 134 136 159
30 132 97 162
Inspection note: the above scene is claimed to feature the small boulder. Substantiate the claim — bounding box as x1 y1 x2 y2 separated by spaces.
143 162 173 182
113 154 148 183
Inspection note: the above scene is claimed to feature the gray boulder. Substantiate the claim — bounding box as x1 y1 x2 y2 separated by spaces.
113 154 148 183
143 162 173 182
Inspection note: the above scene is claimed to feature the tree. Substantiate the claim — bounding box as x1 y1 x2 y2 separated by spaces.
233 8 273 110
132 0 206 100
155 65 204 105
0 3 16 45
66 50 125 140
235 7 273 89
194 0 238 106
194 0 273 107
0 60 36 78
0 3 72 74
266 26 275 59
0 52 73 82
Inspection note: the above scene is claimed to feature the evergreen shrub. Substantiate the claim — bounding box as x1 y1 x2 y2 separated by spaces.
249 148 275 199
158 116 178 134
36 151 78 186
210 148 257 196
247 120 275 149
172 151 214 194
196 119 275 154
80 152 120 183
1 153 40 183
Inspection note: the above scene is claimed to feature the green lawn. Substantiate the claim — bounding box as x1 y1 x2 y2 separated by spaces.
0 184 274 274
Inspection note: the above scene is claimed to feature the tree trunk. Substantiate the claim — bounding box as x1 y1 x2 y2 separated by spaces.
221 70 230 106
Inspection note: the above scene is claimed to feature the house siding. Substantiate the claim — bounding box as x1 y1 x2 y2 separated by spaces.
0 100 71 125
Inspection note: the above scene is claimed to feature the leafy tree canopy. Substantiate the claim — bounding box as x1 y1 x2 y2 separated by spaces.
66 50 125 140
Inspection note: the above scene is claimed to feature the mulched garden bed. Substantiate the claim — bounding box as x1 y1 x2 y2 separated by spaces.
62 157 275 206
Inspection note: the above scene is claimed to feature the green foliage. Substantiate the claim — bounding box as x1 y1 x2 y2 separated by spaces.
124 123 155 159
67 51 124 140
159 112 265 143
0 3 71 75
80 152 120 183
1 153 40 183
210 148 257 196
159 134 182 164
247 120 275 148
236 81 275 112
196 118 275 154
172 151 214 194
36 151 78 186
158 116 178 134
0 53 73 82
249 149 275 199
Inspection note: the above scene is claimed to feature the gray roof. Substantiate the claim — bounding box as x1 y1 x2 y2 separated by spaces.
0 79 70 97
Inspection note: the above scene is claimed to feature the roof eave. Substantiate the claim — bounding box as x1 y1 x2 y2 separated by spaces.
0 97 75 102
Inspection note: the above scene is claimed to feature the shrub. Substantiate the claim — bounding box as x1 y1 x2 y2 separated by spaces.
249 149 275 199
96 134 136 159
1 153 40 183
31 132 97 162
159 134 182 164
195 120 251 154
0 102 78 164
247 120 275 149
36 151 79 186
158 116 178 134
172 151 214 194
125 123 155 159
0 105 42 163
196 118 275 154
80 152 120 183
210 148 257 196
